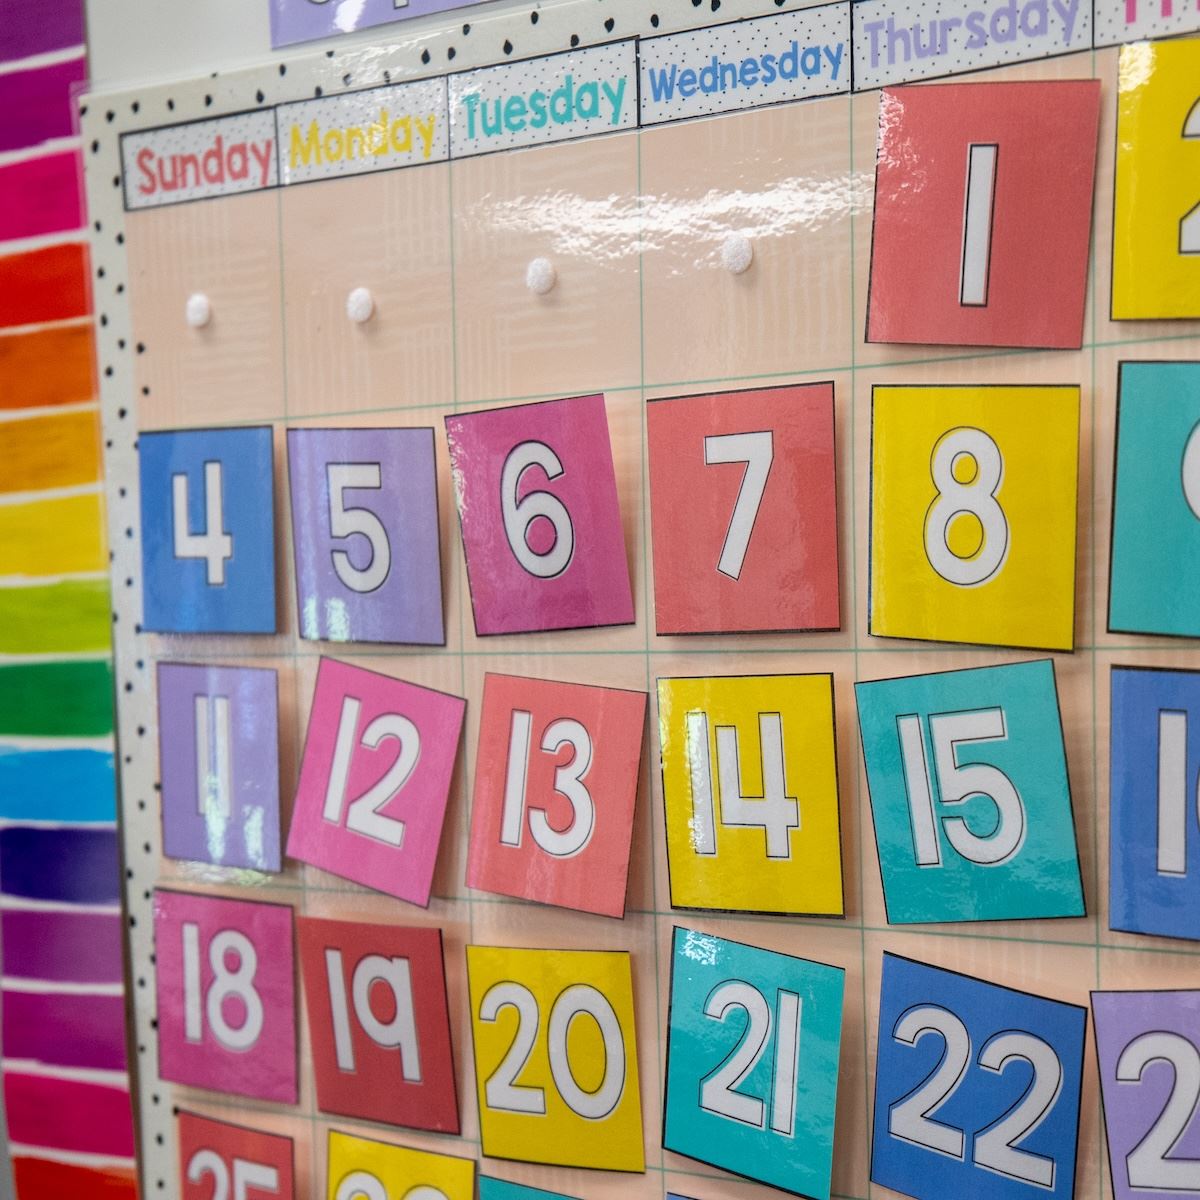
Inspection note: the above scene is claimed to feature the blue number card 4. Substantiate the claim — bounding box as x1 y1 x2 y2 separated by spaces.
1111 665 1200 941
663 926 844 1200
855 659 1084 924
139 426 276 634
872 953 1087 1200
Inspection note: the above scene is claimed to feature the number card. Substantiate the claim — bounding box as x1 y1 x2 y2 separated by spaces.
866 80 1100 349
179 1111 294 1200
856 660 1084 924
1109 363 1200 638
1093 990 1200 1200
872 954 1087 1200
645 382 839 634
657 674 842 916
326 1130 474 1200
870 384 1079 651
479 1180 579 1200
663 927 845 1200
444 394 634 635
465 945 643 1172
1110 666 1200 941
158 662 280 872
139 426 276 634
286 658 466 907
154 889 296 1103
297 916 459 1133
286 427 444 645
466 672 646 918
1113 39 1200 319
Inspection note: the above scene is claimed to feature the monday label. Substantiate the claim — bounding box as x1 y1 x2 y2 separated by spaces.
121 111 278 210
640 3 850 125
449 40 638 157
852 0 1091 89
277 77 449 184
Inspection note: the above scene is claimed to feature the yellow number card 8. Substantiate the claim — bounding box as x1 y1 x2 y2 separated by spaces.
657 673 843 917
465 945 644 1173
325 1130 475 1200
870 384 1079 651
1113 38 1200 320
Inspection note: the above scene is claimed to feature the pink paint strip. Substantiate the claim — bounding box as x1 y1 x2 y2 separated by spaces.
0 152 83 241
3 1073 135 1157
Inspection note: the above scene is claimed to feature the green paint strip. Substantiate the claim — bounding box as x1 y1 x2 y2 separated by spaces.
0 660 113 737
0 580 110 653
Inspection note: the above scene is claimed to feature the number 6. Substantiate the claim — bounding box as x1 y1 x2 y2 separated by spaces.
501 441 574 578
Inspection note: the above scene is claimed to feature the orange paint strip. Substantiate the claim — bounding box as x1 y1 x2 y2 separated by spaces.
0 409 100 494
0 244 90 329
13 1156 137 1199
0 325 95 411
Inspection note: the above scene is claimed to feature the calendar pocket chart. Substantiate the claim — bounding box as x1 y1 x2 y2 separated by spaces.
872 953 1087 1200
153 889 296 1104
866 79 1101 350
856 659 1084 925
1109 362 1200 638
444 394 634 635
663 926 845 1200
466 672 646 918
1110 665 1200 941
1092 989 1200 1200
286 657 466 906
178 1111 295 1200
646 381 840 635
157 661 280 872
138 425 277 634
325 1130 475 1200
297 917 459 1133
657 673 843 916
465 944 643 1172
869 384 1080 651
286 426 444 645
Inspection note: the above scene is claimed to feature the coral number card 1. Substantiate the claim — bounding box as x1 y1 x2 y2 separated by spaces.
286 657 466 907
466 672 646 918
646 381 839 634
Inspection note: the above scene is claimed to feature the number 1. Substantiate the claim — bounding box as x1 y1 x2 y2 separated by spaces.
1157 709 1198 876
960 143 998 307
194 694 232 820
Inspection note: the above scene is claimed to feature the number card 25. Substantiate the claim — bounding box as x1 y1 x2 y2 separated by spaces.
179 1111 294 1200
154 890 296 1104
466 945 644 1172
664 927 845 1200
872 954 1087 1200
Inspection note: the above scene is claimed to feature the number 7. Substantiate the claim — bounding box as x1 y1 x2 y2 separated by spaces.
704 431 773 580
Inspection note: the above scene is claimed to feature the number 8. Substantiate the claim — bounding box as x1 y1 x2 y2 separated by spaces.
923 427 1008 587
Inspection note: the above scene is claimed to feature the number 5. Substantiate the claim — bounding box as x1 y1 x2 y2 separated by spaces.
704 431 773 580
328 463 390 593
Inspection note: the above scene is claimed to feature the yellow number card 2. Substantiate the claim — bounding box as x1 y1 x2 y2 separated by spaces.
1113 38 1200 320
657 673 843 916
870 384 1079 651
465 946 644 1173
325 1130 475 1200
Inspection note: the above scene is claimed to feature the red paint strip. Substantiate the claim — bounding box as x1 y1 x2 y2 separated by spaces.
0 153 83 241
13 1156 137 1199
3 1073 136 1157
0 244 90 328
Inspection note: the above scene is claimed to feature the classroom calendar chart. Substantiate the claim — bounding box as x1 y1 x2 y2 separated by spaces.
80 0 1200 1195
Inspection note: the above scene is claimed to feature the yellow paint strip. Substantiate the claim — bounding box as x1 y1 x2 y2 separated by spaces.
0 493 106 576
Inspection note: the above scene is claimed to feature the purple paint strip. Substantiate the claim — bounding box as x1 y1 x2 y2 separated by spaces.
271 0 487 47
2 989 127 1071
0 0 85 62
0 910 123 984
0 57 86 153
0 827 120 905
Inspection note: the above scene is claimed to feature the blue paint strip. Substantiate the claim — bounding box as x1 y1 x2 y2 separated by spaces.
0 746 115 822
0 826 120 904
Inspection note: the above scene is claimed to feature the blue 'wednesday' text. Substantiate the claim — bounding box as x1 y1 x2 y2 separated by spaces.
646 40 845 104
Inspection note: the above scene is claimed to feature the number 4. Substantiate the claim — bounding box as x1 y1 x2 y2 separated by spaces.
174 462 233 584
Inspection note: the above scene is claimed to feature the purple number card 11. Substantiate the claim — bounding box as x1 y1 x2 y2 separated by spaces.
158 662 281 873
287 427 444 645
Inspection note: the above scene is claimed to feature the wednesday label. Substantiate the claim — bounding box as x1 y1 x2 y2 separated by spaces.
277 77 449 184
121 111 278 210
449 41 638 157
851 0 1091 89
640 4 850 125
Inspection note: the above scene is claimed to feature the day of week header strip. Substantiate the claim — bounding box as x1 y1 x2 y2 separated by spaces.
121 0 1199 210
